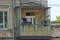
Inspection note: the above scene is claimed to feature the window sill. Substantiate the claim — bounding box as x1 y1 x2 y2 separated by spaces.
0 28 8 31
26 16 35 18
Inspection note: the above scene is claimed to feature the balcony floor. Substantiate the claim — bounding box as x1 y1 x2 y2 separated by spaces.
17 36 51 40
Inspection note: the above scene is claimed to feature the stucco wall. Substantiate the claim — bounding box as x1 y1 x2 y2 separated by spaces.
51 38 60 40
51 26 60 37
51 22 60 40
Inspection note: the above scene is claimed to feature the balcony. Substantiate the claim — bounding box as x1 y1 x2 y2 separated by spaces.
15 24 51 39
15 24 51 36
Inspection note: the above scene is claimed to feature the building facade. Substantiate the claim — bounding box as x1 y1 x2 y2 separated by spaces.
15 0 51 40
51 22 60 40
0 0 51 40
0 0 13 40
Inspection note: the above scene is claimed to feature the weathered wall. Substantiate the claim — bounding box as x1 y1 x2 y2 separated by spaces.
51 38 60 40
51 26 60 37
51 22 60 40
0 30 12 37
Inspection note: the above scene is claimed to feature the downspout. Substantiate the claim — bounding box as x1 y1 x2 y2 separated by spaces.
20 0 22 36
12 0 14 40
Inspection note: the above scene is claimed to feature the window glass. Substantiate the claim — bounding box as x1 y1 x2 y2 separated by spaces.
26 12 34 16
4 11 7 28
26 12 30 16
0 11 7 28
0 12 3 28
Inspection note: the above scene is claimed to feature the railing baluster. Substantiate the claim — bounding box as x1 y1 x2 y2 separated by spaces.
16 24 50 36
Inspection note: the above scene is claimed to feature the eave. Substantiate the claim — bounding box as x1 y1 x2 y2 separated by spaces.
15 6 51 10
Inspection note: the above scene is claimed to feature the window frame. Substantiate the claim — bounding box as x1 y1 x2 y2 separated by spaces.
22 12 35 24
25 16 35 24
0 9 9 29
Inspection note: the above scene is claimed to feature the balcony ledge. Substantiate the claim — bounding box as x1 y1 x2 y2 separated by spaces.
17 36 51 39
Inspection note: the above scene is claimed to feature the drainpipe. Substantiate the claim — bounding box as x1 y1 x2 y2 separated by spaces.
20 0 22 36
12 0 14 40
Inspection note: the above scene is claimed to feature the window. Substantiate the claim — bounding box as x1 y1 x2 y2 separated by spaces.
26 12 34 16
22 12 35 24
0 11 7 28
26 12 30 16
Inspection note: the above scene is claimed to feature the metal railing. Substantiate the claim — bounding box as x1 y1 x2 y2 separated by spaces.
15 24 51 36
